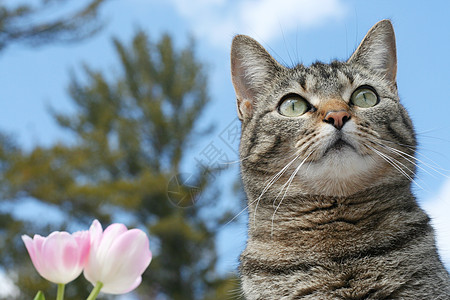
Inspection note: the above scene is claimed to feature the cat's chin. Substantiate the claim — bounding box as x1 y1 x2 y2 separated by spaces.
298 150 380 196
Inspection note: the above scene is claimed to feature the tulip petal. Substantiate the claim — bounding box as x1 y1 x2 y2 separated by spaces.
83 220 152 294
100 223 129 251
85 222 129 285
22 231 88 284
102 276 142 295
73 230 90 265
22 235 41 274
85 220 105 282
43 232 82 283
99 229 151 293
89 220 103 247
30 235 47 275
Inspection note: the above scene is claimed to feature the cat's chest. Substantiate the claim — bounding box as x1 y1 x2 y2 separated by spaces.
240 256 400 300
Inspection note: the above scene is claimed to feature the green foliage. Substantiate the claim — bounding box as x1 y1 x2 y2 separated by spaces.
0 31 240 299
0 0 109 52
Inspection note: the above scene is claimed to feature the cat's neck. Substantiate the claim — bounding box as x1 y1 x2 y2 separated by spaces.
245 182 429 260
247 181 413 217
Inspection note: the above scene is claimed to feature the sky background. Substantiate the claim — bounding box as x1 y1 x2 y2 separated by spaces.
1 0 450 296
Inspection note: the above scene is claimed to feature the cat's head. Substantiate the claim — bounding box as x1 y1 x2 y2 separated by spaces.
231 20 416 197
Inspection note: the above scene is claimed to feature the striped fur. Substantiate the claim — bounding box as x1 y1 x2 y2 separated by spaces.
231 20 450 299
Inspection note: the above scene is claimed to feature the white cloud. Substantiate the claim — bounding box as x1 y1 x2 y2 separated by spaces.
421 179 450 270
167 0 348 48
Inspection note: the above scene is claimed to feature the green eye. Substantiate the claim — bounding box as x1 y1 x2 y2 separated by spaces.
278 95 310 117
350 87 378 108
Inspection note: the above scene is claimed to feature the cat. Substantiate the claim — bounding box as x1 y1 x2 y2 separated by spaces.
230 19 450 299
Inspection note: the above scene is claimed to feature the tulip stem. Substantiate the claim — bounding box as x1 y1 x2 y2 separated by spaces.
86 282 103 300
56 284 65 300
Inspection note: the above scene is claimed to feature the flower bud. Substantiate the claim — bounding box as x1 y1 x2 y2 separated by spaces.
83 220 152 294
22 230 90 284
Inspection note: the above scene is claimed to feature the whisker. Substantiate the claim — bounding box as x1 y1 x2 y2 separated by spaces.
367 135 449 173
378 137 446 159
368 145 415 178
416 134 450 143
376 138 416 150
375 141 450 178
385 146 438 179
252 151 303 226
416 127 448 135
222 152 304 228
370 136 450 172
219 154 252 165
271 151 313 236
222 198 256 228
262 151 304 185
367 144 424 190
272 151 313 208
279 22 295 68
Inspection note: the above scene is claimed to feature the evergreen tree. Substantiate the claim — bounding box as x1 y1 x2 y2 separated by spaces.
0 31 241 299
0 0 109 52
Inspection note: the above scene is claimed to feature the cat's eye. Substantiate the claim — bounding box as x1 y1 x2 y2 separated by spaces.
350 87 379 108
278 95 310 117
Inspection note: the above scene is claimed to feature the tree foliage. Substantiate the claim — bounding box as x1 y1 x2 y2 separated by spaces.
0 0 109 52
0 31 241 299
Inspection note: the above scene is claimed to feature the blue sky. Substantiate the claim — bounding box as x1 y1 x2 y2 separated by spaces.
1 0 450 294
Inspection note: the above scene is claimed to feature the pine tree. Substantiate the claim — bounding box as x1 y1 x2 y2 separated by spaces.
0 0 109 52
0 31 241 299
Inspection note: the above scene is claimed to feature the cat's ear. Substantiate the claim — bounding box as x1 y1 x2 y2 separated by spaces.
348 19 397 83
231 35 281 120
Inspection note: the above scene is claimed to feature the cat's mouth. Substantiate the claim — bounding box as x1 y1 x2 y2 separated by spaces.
324 139 355 155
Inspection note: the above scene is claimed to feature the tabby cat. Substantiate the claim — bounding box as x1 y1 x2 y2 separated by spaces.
230 20 450 299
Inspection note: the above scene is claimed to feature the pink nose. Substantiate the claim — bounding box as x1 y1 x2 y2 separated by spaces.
323 110 351 130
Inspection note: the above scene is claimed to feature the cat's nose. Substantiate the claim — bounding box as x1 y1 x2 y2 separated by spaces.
323 110 351 130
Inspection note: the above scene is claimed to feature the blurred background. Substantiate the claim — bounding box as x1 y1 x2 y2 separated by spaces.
0 0 449 299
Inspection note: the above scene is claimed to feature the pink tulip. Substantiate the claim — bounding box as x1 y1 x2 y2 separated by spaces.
83 220 152 294
22 230 90 284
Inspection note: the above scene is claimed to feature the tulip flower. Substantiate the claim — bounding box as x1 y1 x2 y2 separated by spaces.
22 230 90 284
83 220 152 295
